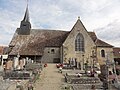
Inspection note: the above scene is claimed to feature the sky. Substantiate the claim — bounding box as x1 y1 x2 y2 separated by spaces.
0 0 120 47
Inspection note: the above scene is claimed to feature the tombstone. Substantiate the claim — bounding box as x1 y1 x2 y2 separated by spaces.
0 55 3 71
72 58 76 66
77 62 81 69
26 57 29 63
75 59 77 67
13 57 19 69
23 58 26 66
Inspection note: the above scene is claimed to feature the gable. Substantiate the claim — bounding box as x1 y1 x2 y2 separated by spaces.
63 18 95 47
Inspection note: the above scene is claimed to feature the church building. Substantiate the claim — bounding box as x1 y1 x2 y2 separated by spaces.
8 4 114 70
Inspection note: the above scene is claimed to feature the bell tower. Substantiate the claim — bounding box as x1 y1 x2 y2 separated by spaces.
18 0 31 35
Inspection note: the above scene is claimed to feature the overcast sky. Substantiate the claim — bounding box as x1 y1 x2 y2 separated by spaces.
0 0 120 47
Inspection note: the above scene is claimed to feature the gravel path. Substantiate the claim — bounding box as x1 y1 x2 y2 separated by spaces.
34 64 64 90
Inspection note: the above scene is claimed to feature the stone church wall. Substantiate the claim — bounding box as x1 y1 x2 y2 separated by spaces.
41 47 60 63
62 20 96 68
97 47 114 65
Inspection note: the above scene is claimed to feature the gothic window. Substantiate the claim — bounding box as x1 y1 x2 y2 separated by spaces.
101 50 105 57
75 33 84 51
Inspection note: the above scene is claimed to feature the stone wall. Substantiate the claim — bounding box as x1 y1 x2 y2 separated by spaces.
41 47 60 63
97 47 113 65
62 19 95 70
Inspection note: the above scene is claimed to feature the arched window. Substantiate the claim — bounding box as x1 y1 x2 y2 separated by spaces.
101 50 105 57
75 33 84 51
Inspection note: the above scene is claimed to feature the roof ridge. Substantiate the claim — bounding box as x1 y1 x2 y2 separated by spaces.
31 29 69 32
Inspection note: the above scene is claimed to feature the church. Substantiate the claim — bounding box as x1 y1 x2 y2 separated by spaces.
8 4 114 70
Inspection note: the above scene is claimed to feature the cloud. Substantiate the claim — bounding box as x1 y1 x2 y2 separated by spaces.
0 0 120 47
95 19 120 47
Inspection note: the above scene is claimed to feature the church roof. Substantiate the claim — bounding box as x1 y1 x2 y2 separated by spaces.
9 29 69 55
9 29 113 55
88 32 113 47
95 39 113 47
88 32 97 42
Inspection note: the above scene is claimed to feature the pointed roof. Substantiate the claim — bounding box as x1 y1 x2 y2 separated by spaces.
70 17 89 33
22 4 30 22
69 17 84 34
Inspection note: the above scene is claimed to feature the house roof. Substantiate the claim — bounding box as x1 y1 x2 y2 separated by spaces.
9 29 113 55
113 47 120 58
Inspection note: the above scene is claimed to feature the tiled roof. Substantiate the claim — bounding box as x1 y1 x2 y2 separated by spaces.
95 39 113 47
0 46 8 55
88 32 113 47
113 47 120 58
88 32 97 42
9 29 69 55
0 46 4 55
9 29 113 55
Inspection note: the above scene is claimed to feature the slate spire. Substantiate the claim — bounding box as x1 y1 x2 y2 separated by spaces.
18 0 31 35
23 3 30 22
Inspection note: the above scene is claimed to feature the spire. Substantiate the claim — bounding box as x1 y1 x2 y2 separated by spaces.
23 0 30 22
18 0 31 35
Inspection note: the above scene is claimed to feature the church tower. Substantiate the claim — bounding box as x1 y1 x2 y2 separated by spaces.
18 2 31 35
